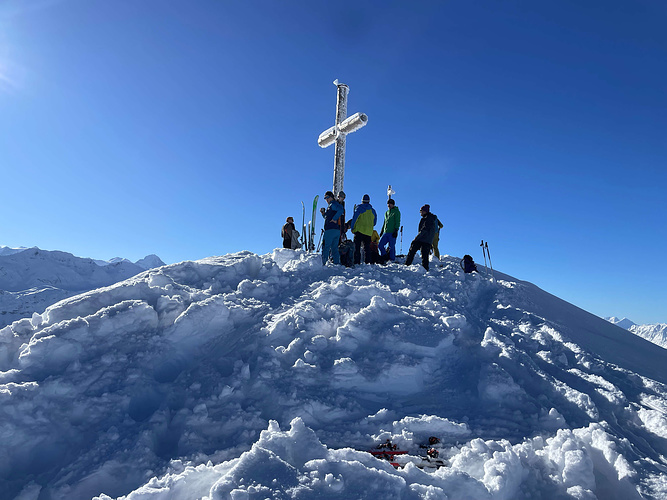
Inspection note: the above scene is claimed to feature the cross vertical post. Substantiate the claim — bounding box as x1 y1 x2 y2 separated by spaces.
318 80 368 196
333 82 349 197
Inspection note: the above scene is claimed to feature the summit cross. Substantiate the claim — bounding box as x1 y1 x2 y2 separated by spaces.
317 80 368 196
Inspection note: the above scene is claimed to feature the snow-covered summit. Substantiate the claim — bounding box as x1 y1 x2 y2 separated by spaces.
0 248 145 292
134 254 166 270
0 245 31 257
1 250 666 500
606 316 638 330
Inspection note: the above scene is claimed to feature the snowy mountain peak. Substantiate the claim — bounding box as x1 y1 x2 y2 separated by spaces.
0 245 32 256
605 316 637 330
630 323 667 349
135 253 166 270
606 317 667 349
1 250 666 499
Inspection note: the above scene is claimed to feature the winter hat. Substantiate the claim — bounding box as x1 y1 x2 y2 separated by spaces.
362 194 370 203
286 216 294 222
324 191 335 199
338 191 346 199
387 198 395 205
420 204 430 213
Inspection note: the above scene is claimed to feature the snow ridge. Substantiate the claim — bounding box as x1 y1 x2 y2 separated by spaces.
1 250 666 500
630 323 667 349
0 247 164 328
606 317 667 349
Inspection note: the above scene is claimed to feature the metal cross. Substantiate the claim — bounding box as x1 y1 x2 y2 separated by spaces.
318 80 368 196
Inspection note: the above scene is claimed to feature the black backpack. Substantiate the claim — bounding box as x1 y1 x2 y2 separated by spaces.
460 255 477 273
339 239 355 267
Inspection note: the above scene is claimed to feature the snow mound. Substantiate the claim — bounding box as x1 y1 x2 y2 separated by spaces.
1 250 666 500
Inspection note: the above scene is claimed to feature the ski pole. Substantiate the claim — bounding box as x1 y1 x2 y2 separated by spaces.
485 242 495 282
480 240 488 276
400 226 403 254
316 229 324 252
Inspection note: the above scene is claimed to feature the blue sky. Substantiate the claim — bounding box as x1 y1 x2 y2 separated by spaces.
1 0 665 324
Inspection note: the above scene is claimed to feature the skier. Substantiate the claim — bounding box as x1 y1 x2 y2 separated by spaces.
320 191 344 265
348 194 377 265
405 204 439 271
378 198 401 262
431 217 444 259
281 217 298 249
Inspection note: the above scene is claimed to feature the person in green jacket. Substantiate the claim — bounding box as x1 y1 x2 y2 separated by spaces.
378 198 401 261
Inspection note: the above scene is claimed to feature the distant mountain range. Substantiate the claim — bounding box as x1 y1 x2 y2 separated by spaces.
606 316 667 349
0 246 165 328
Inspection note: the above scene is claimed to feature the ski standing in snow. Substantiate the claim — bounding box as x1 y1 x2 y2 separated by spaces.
309 195 319 251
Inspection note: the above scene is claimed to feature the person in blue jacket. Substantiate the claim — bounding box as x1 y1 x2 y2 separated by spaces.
320 191 344 265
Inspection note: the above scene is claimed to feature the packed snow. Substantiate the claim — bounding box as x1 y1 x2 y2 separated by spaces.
0 247 164 328
1 250 667 500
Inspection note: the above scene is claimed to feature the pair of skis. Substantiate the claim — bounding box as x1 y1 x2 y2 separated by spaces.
480 240 495 282
367 437 447 470
301 196 319 251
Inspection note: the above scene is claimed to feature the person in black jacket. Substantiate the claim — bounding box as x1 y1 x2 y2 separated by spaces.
337 191 347 240
282 217 298 249
405 204 439 270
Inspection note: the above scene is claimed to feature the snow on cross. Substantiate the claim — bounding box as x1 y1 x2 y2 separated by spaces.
318 79 368 196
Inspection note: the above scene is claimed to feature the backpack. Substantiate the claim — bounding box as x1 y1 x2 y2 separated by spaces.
460 255 477 273
290 230 301 250
339 239 355 267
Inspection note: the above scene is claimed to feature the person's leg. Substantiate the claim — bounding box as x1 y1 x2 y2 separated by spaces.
378 233 391 257
421 242 432 270
405 239 419 266
432 233 440 259
321 234 331 265
330 232 340 265
388 234 397 261
353 233 362 265
363 235 372 264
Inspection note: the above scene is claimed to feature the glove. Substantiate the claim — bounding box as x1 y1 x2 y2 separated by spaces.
392 231 398 238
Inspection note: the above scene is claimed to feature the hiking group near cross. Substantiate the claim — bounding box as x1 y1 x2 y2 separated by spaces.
283 191 447 272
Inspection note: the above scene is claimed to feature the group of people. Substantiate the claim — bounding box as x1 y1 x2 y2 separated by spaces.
282 190 443 271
